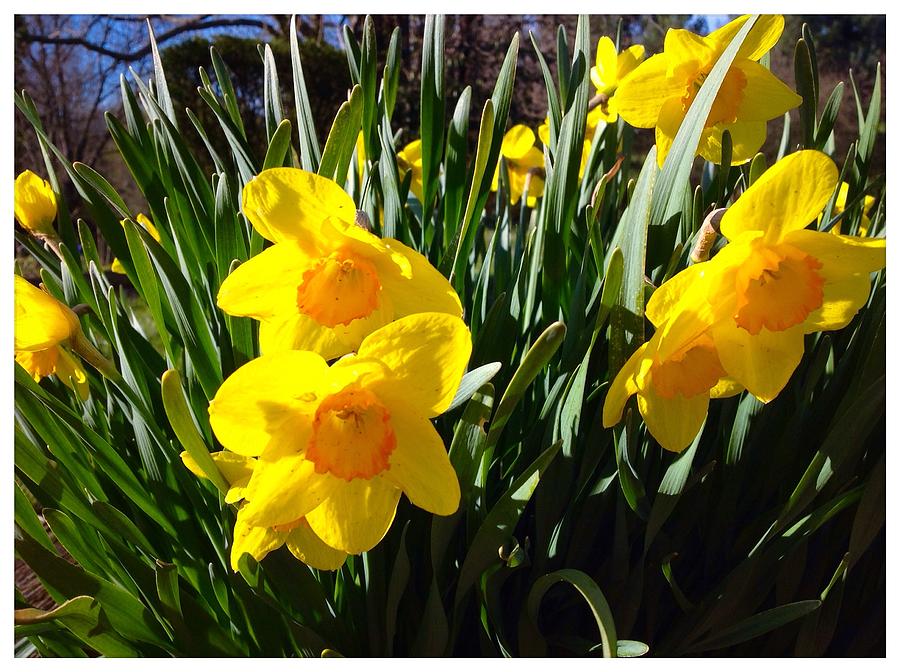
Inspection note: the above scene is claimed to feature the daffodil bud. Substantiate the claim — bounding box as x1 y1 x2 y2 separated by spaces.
354 209 372 232
14 170 58 239
690 208 726 263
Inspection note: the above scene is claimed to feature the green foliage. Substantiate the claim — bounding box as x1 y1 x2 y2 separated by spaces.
14 14 885 658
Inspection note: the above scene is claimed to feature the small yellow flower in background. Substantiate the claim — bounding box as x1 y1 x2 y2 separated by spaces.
537 120 592 179
14 275 88 400
587 36 646 127
492 125 545 207
111 214 161 274
603 272 742 452
615 15 801 167
217 168 461 360
396 139 425 202
207 312 470 556
15 170 58 238
181 451 346 571
825 182 876 236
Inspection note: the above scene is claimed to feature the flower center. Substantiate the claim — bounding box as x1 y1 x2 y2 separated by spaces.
296 252 381 327
306 385 395 481
680 66 747 128
651 335 725 400
733 244 825 335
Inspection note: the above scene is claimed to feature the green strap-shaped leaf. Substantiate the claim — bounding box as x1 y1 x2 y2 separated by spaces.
520 569 618 657
15 531 171 652
446 362 502 413
319 85 364 186
454 440 562 607
290 14 322 171
419 14 446 216
608 147 658 375
688 600 822 653
15 596 140 657
262 119 293 170
161 369 229 495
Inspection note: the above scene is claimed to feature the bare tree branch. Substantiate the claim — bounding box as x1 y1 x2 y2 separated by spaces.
18 16 281 62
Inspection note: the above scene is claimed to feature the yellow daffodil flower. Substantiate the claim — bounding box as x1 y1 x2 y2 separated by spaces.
603 273 742 452
616 15 801 166
217 168 462 360
181 451 346 571
15 170 58 238
492 125 545 207
14 275 88 400
824 182 876 236
537 120 592 179
111 214 161 274
588 36 646 126
655 150 886 403
207 312 470 555
396 139 425 202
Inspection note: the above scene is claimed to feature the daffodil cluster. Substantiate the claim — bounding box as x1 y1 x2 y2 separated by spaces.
190 168 470 571
492 124 545 207
604 150 886 452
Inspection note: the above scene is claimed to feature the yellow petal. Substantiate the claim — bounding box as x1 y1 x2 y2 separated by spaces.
217 241 311 320
603 341 648 427
14 275 79 352
712 321 804 403
592 36 619 92
208 351 328 456
514 146 545 171
696 119 767 166
537 120 550 147
356 312 472 417
382 404 459 515
368 239 462 319
707 15 784 62
14 170 57 236
654 96 686 167
587 104 615 129
636 385 708 453
733 59 802 122
285 521 347 570
784 229 886 332
110 258 126 275
617 44 646 80
242 456 335 528
242 168 355 244
501 125 536 161
709 377 744 399
786 228 886 275
55 348 89 401
615 54 684 129
181 450 256 502
230 507 287 571
258 314 343 359
646 264 709 327
664 28 714 71
136 214 162 242
15 347 58 381
258 296 393 359
719 150 838 242
304 476 401 555
397 139 422 164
